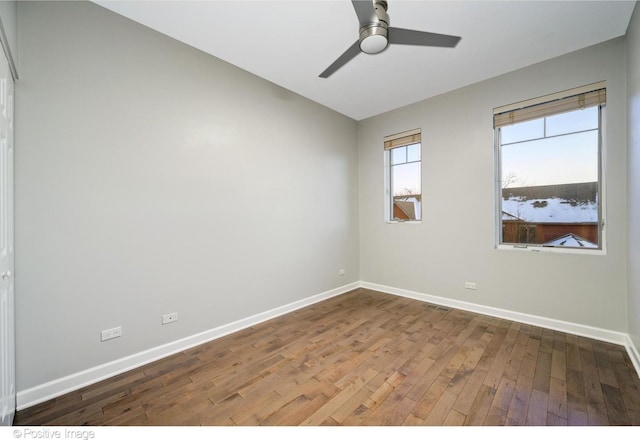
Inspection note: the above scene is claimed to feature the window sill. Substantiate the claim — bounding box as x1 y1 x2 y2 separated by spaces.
495 244 606 256
387 220 422 224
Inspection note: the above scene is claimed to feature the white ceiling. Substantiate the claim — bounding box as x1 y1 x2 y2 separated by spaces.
93 0 636 120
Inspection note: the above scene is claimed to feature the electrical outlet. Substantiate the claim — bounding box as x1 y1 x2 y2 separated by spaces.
338 269 346 276
101 326 122 342
465 282 477 290
162 312 178 325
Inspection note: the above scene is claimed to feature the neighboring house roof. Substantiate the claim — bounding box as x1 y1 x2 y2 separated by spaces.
503 182 597 201
394 200 416 220
501 211 522 221
543 233 598 248
502 182 598 223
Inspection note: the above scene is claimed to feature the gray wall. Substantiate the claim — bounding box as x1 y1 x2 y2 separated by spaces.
628 2 640 353
358 38 629 332
15 1 359 391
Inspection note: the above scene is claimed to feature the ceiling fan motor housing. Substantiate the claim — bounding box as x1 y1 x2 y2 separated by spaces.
359 1 390 54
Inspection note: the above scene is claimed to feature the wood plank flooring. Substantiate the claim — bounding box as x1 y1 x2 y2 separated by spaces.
14 289 640 426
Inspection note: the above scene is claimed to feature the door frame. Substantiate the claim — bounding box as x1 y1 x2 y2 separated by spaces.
0 7 16 426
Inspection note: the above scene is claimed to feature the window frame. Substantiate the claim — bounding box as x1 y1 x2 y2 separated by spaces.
384 129 422 224
494 83 607 254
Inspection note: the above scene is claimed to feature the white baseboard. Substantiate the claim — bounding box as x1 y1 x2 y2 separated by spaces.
361 281 640 378
17 280 640 410
16 282 360 411
625 335 640 379
361 281 630 345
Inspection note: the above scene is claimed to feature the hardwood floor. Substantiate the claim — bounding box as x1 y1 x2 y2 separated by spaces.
14 289 640 426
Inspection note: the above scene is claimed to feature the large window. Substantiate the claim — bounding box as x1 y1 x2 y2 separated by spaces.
385 129 421 222
494 83 605 250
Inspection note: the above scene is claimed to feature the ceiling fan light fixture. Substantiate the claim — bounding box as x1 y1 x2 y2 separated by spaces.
359 26 388 54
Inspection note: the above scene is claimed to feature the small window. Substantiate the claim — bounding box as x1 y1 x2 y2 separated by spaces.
384 129 421 221
494 83 605 250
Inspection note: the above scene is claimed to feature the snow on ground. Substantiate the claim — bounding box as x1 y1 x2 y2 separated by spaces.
502 196 597 223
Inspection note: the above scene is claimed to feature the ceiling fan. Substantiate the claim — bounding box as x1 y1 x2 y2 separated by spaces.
320 0 461 78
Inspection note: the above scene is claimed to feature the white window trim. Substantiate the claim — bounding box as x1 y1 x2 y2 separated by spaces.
495 243 606 256
383 128 424 225
384 150 422 224
494 84 607 254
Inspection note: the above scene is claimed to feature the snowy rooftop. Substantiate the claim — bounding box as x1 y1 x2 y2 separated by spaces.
502 197 598 223
543 233 598 248
502 182 598 224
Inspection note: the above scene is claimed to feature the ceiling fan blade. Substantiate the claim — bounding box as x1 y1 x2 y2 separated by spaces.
319 40 361 78
388 27 461 48
351 0 378 27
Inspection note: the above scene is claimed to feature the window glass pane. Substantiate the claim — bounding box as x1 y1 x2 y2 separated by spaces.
390 146 406 165
391 159 421 221
388 141 421 222
500 118 544 144
501 130 598 187
500 126 599 248
407 143 420 162
546 107 598 137
392 161 421 197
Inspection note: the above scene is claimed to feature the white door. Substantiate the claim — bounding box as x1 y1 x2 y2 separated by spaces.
0 45 14 426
